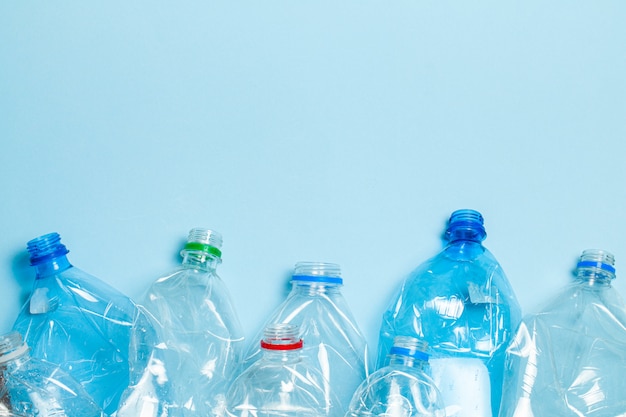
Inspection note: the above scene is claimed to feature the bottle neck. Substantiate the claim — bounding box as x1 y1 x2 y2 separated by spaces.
292 280 342 296
33 255 72 278
181 252 220 271
575 250 616 287
387 353 427 370
262 349 302 364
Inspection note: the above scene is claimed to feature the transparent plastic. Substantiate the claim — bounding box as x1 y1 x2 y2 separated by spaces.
499 250 626 417
116 228 245 417
12 233 141 415
377 210 521 417
242 262 369 412
0 331 104 417
226 324 341 417
347 336 445 417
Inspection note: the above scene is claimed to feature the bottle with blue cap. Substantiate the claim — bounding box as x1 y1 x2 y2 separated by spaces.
377 209 521 417
12 232 141 415
116 228 244 417
242 262 368 413
0 331 104 417
499 249 626 416
347 336 445 417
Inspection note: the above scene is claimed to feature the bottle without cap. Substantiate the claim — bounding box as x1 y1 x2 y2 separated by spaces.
347 336 445 417
116 228 244 417
12 233 140 415
0 331 104 417
226 324 341 417
377 210 521 417
499 250 626 417
242 262 369 412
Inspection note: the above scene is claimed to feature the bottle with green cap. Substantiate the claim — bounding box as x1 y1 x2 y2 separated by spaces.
116 228 244 417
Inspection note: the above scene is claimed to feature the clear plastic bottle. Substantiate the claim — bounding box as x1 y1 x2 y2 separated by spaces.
347 336 445 417
377 210 521 417
499 249 626 417
12 232 140 415
242 262 369 412
0 331 104 417
227 324 341 417
116 228 244 417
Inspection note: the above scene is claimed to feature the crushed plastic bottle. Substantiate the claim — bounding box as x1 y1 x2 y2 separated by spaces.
0 331 104 417
12 232 141 415
499 249 626 417
377 209 521 417
242 262 368 412
116 228 244 417
227 324 341 417
347 336 445 417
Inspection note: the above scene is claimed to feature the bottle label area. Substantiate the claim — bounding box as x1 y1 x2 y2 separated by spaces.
430 357 492 417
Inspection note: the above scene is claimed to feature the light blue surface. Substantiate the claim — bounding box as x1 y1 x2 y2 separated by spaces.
1 2 625 360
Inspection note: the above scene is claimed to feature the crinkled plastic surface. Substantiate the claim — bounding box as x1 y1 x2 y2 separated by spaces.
227 341 342 417
116 262 244 417
377 213 521 417
347 364 445 417
242 265 369 412
499 279 626 416
13 264 139 415
0 333 104 417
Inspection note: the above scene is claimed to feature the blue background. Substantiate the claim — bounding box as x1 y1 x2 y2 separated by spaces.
1 1 625 353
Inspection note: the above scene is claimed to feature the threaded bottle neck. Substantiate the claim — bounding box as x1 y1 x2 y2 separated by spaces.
291 262 343 286
387 336 429 368
260 324 303 352
27 233 72 277
576 249 616 284
445 209 487 243
0 332 29 366
180 228 223 269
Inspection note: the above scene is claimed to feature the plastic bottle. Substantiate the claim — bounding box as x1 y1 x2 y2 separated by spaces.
499 249 626 417
12 232 140 415
347 336 445 417
242 262 368 412
377 209 521 417
0 331 104 417
226 324 341 417
116 228 244 417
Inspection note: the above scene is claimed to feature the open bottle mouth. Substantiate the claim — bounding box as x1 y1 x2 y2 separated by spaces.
576 249 616 280
0 331 29 364
445 209 487 242
27 232 69 266
181 228 223 259
260 324 303 351
291 262 343 285
389 336 429 362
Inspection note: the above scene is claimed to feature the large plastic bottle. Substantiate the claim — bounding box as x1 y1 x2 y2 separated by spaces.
377 209 521 417
242 262 368 412
347 336 445 417
0 331 104 417
116 228 244 417
227 324 341 417
12 232 140 415
499 249 626 417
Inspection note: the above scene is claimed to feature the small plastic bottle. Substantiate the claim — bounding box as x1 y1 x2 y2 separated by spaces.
377 210 521 417
116 228 244 417
347 336 445 417
12 233 140 415
227 324 341 417
242 262 368 412
499 250 626 416
0 331 104 417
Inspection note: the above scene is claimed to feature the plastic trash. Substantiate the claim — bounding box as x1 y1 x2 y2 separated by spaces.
227 323 341 417
377 209 521 417
242 262 368 412
12 232 141 414
0 331 104 417
116 228 244 417
347 336 445 417
499 249 626 417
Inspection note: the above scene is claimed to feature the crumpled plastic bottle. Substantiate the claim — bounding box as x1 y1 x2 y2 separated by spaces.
0 331 104 417
347 336 445 417
116 228 244 417
377 209 521 417
12 232 141 415
242 262 369 412
227 324 342 417
499 249 626 417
